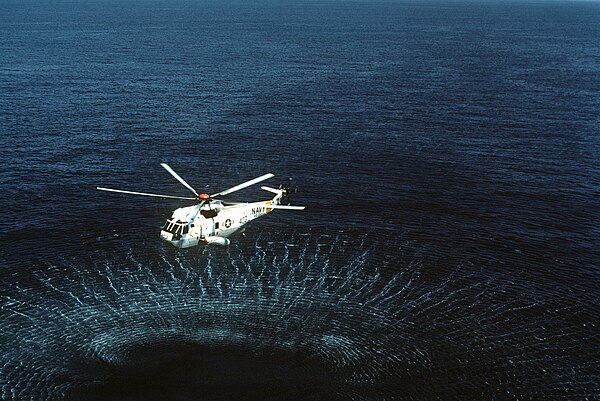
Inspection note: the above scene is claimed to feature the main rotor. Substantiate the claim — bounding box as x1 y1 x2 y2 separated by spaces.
97 163 275 207
159 163 275 206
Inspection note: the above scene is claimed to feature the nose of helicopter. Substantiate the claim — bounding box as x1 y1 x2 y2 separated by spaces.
160 231 200 249
160 231 183 248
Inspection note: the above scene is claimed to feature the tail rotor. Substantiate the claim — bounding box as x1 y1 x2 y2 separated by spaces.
280 177 298 205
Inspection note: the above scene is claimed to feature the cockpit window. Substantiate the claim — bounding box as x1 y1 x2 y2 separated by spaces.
162 219 189 239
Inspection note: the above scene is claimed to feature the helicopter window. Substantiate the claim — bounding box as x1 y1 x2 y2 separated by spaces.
160 218 192 236
162 219 190 235
215 222 220 229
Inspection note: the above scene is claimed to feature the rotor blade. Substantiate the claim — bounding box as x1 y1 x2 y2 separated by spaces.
96 187 196 200
160 163 200 197
211 173 275 197
267 205 305 210
188 201 205 221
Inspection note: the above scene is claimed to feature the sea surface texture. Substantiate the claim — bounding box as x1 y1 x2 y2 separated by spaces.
1 0 599 400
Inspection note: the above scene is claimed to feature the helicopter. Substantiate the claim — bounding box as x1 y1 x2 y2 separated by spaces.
97 163 305 247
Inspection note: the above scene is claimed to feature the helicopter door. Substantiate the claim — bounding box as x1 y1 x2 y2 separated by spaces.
201 220 213 237
189 223 201 239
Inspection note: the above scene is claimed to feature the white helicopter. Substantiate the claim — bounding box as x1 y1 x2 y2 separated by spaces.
97 163 305 248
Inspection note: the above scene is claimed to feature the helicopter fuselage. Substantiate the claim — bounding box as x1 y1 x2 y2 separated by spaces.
160 191 281 248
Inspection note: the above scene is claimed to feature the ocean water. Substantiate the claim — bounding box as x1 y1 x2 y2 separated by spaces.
0 0 599 399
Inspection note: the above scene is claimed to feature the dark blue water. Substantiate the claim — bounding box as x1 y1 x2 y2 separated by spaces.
1 0 599 399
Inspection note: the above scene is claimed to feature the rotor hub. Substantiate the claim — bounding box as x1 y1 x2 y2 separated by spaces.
198 193 210 200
